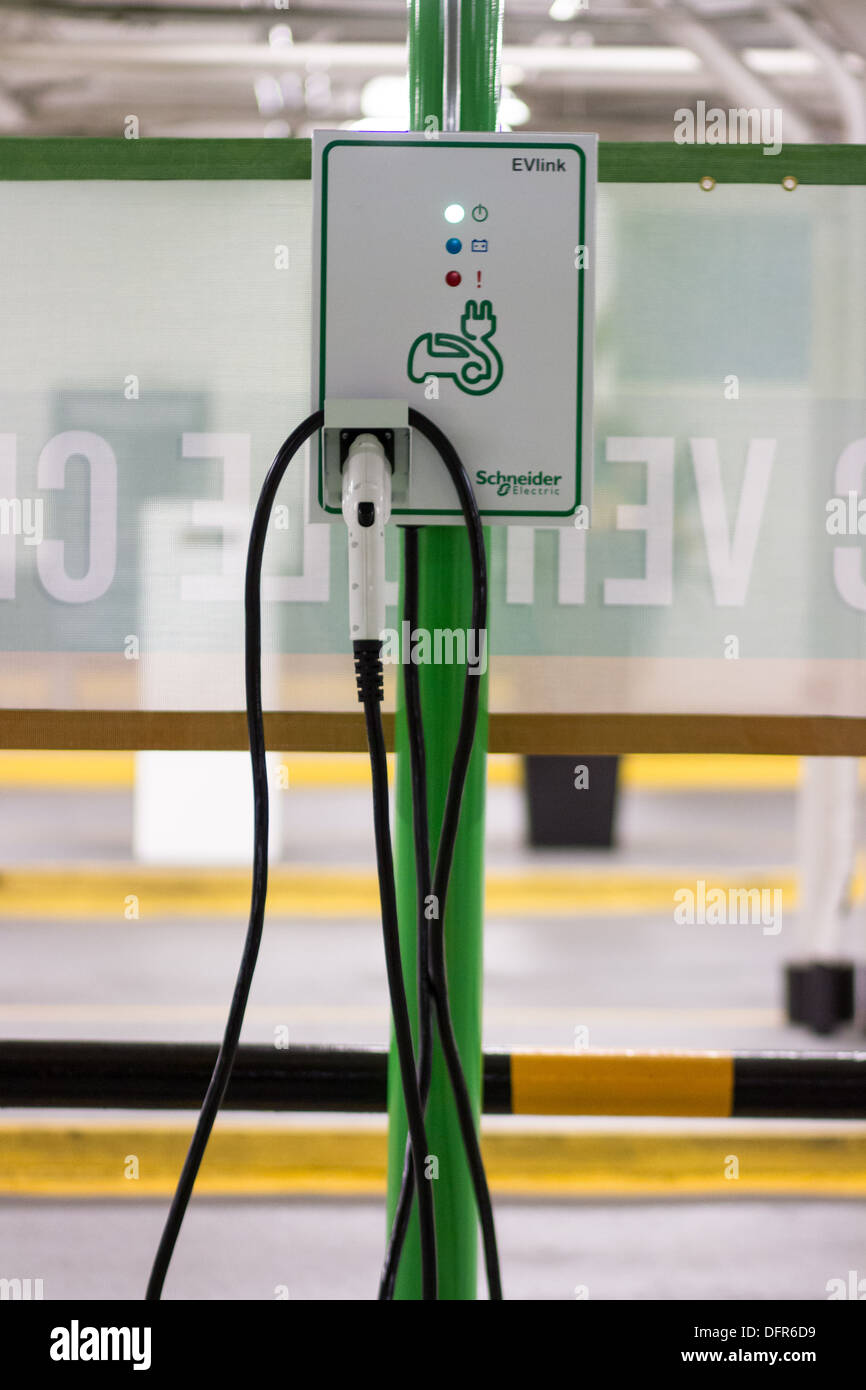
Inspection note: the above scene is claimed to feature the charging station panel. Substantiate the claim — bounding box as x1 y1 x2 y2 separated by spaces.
310 129 596 526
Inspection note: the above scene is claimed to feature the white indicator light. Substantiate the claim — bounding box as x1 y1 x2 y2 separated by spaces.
444 203 465 223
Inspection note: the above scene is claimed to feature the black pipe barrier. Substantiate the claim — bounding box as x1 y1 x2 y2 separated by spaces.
0 1042 397 1113
2 1041 866 1117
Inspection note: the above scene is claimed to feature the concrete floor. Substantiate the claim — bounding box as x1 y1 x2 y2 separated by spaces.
0 768 864 1299
1 912 854 1053
2 1197 862 1301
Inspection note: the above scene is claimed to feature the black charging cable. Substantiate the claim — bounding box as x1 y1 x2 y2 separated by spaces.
147 409 436 1300
145 408 323 1301
145 405 498 1302
378 525 435 1299
378 408 502 1300
354 637 437 1299
147 408 441 1299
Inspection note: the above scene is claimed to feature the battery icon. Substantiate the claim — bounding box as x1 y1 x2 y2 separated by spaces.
471 238 489 252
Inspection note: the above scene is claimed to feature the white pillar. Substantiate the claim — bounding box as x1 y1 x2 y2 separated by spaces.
796 757 859 958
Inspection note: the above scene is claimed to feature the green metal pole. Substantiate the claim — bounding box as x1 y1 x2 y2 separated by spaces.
386 0 502 1301
459 0 503 133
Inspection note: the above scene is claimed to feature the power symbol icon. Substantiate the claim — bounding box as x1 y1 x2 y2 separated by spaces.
471 203 489 223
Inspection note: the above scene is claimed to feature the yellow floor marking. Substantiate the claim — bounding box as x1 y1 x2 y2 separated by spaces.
0 1003 783 1028
620 754 803 791
0 750 842 793
278 753 520 787
0 864 803 919
0 1123 863 1198
0 752 134 788
0 750 517 790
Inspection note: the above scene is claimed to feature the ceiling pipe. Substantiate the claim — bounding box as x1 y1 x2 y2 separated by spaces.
769 2 866 142
0 41 634 74
0 38 822 77
646 0 814 142
0 79 28 131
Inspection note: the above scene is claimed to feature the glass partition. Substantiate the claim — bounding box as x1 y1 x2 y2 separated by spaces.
0 141 863 741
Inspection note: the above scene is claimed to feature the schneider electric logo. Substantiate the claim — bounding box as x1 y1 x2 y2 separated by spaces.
475 469 562 498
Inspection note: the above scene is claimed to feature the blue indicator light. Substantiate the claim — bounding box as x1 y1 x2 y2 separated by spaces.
446 237 462 254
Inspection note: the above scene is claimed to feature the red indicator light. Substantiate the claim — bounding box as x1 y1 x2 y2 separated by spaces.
445 270 462 287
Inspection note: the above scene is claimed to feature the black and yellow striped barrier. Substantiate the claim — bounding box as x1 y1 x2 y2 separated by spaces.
2 1042 865 1118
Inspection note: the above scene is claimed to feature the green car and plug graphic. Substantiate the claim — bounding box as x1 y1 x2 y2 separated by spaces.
407 298 503 396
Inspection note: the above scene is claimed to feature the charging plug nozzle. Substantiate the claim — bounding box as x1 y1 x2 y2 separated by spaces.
342 433 391 702
342 432 392 646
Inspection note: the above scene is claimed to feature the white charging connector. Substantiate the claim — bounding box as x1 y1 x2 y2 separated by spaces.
341 432 392 643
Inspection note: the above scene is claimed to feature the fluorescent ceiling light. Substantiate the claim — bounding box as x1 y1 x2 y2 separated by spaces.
549 0 587 18
742 48 819 76
344 115 409 132
305 69 332 110
505 45 701 73
268 24 294 48
499 90 530 127
253 74 284 117
360 74 408 121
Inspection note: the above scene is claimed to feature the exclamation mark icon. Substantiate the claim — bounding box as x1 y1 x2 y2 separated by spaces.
476 269 482 289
